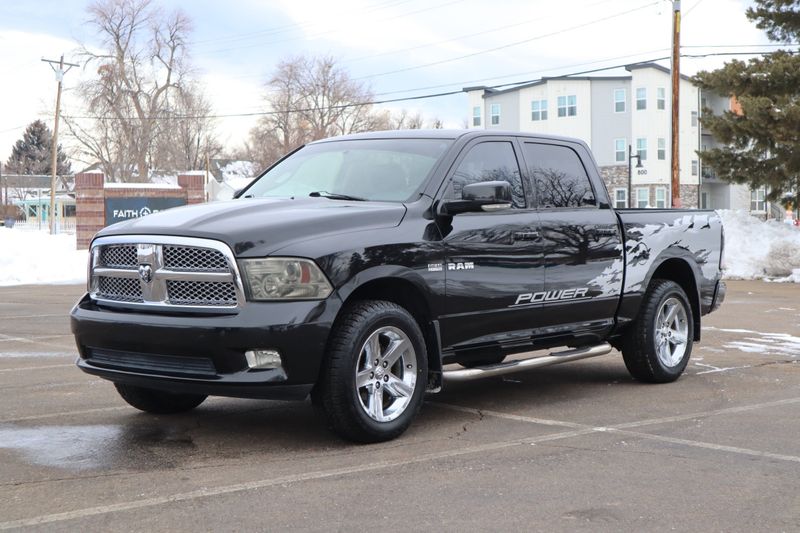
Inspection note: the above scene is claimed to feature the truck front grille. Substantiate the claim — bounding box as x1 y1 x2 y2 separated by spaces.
86 347 217 377
100 245 137 269
163 245 229 272
167 280 238 306
89 236 244 313
98 276 143 302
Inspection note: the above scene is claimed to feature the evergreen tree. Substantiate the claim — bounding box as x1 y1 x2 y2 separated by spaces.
693 1 800 207
5 120 71 176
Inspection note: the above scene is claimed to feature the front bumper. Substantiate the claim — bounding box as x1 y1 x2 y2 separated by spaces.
71 294 341 400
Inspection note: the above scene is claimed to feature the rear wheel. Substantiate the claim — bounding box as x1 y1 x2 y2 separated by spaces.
312 300 427 443
622 279 694 383
114 384 207 414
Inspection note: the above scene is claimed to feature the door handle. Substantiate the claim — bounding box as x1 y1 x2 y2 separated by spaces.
593 228 617 236
513 230 540 241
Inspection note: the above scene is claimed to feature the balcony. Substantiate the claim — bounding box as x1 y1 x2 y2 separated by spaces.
701 167 720 181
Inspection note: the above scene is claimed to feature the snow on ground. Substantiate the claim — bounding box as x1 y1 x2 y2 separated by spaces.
0 228 87 286
717 209 800 281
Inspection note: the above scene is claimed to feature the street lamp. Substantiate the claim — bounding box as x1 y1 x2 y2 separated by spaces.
627 144 643 208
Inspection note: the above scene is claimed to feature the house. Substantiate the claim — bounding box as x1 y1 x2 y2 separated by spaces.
464 63 773 216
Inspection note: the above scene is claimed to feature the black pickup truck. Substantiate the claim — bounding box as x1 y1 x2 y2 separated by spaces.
71 130 725 442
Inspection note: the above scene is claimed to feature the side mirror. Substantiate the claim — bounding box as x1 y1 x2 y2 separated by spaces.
442 181 513 215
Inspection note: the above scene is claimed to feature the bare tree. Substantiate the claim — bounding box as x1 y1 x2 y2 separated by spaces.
247 55 382 168
66 0 201 181
153 85 222 172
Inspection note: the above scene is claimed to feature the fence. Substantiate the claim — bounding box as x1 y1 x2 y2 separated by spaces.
4 219 77 234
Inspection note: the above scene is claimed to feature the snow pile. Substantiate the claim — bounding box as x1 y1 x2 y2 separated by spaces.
717 209 800 280
221 160 257 183
0 228 87 286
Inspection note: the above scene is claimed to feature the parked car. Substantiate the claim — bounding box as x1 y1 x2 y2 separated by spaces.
71 130 725 442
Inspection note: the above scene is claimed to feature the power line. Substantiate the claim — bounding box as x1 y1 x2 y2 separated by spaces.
683 43 800 48
370 48 672 97
341 0 619 65
191 0 413 46
352 0 662 80
199 0 468 55
60 50 792 123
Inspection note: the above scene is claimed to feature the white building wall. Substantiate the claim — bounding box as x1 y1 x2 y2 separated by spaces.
466 90 485 129
515 80 592 145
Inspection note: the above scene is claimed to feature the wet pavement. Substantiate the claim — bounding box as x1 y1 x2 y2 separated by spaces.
1 281 799 531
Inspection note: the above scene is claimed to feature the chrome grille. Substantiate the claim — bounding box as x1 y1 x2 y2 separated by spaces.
163 245 228 271
90 236 243 312
98 276 143 302
167 280 237 306
100 245 137 269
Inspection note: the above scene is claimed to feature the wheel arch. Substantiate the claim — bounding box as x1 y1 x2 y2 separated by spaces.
330 267 443 391
649 257 702 341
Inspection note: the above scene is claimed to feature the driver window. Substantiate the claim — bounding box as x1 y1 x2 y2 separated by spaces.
449 142 525 208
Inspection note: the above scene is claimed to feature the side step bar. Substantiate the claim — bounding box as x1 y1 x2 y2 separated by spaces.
442 343 613 382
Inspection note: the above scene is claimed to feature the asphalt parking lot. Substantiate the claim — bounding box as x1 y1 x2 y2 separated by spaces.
1 281 799 531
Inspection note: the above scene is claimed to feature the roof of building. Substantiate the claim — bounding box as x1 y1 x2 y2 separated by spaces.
464 62 693 96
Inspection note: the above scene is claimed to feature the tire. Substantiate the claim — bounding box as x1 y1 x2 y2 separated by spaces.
312 300 428 443
459 354 506 368
622 279 694 383
114 383 207 414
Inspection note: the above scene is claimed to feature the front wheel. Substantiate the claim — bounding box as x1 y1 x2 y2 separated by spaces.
622 279 694 383
312 300 428 443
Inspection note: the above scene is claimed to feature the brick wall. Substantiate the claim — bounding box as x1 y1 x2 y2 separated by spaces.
75 173 206 249
75 173 105 249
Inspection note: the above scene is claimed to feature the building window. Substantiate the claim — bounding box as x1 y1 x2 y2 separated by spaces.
691 111 698 127
472 106 481 127
614 188 628 209
751 188 766 212
636 187 649 208
490 104 501 125
692 159 699 176
658 138 666 160
614 139 626 163
557 95 577 117
657 87 666 110
531 99 547 121
636 138 647 161
655 187 668 208
614 89 626 113
636 87 647 110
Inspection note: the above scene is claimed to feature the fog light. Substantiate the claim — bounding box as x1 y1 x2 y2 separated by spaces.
245 349 282 370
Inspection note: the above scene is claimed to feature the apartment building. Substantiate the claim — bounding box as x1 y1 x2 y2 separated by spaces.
464 63 764 214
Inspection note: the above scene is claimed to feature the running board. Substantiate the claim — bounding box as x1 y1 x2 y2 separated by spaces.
442 343 613 382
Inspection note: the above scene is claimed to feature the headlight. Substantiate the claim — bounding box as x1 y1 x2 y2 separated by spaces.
240 258 332 301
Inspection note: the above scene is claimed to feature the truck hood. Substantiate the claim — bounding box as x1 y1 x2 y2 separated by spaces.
95 197 407 257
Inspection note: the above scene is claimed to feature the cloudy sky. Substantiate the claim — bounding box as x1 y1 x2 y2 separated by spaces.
0 0 774 168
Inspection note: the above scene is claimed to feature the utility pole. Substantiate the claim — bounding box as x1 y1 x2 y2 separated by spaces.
670 1 681 208
42 55 78 234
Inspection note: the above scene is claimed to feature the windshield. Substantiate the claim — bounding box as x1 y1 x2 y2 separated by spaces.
243 138 453 202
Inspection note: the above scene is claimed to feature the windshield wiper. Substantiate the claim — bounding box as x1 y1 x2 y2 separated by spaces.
309 191 366 201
